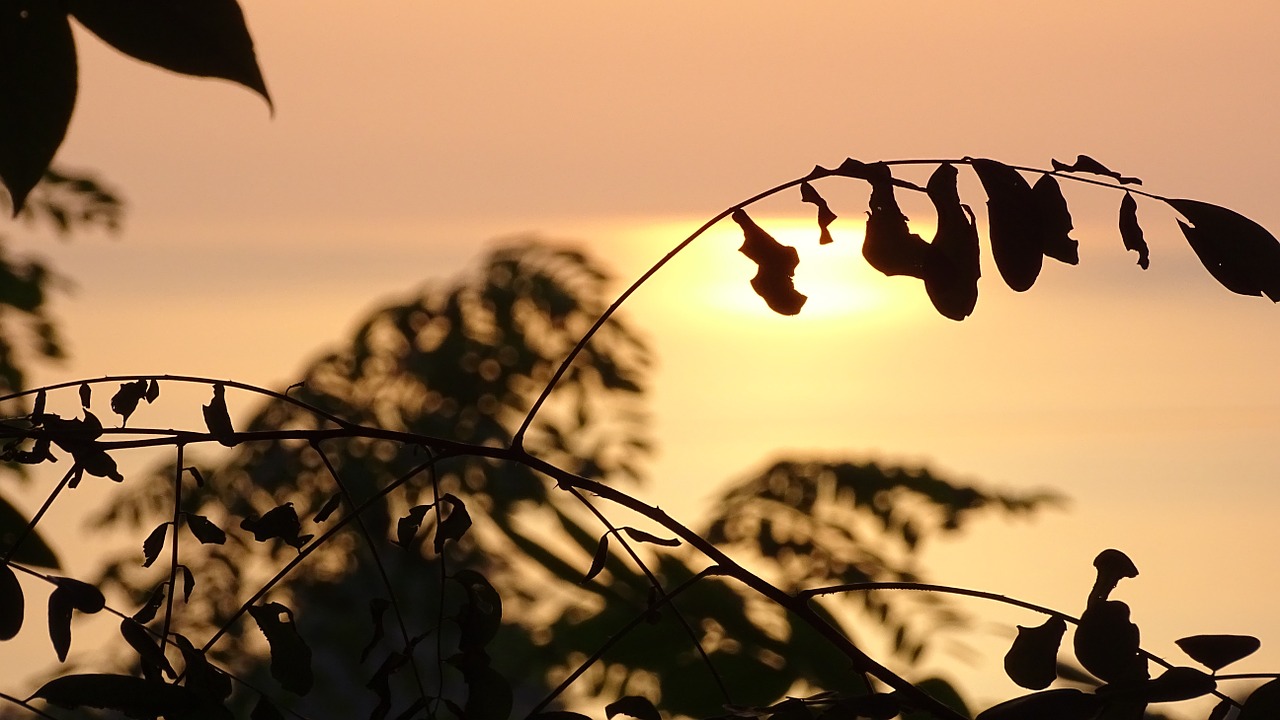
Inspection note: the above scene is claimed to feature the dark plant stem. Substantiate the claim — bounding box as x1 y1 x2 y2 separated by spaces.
1 464 76 566
159 444 183 664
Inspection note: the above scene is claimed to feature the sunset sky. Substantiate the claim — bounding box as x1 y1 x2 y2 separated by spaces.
4 1 1280 715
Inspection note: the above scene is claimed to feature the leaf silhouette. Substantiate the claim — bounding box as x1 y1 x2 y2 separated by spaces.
583 533 610 584
974 688 1101 720
181 565 195 602
1032 174 1079 265
860 163 930 279
67 0 272 107
970 158 1044 292
174 633 232 703
142 522 168 567
119 618 175 679
454 569 502 652
1240 678 1280 719
1135 666 1216 703
1003 615 1066 690
145 378 160 403
1051 154 1142 185
312 492 342 523
31 389 45 419
185 513 226 545
457 659 512 720
395 504 431 549
359 597 390 663
621 526 680 547
800 181 837 245
184 466 207 488
0 3 76 213
1174 634 1261 671
248 602 313 695
1118 192 1149 270
0 563 23 640
30 673 201 717
606 695 662 720
0 493 59 568
434 493 472 554
47 578 104 662
240 503 312 550
131 584 165 624
109 379 149 426
1165 198 1280 301
923 162 981 321
72 443 125 482
1074 600 1145 683
733 209 807 315
202 383 236 446
78 382 91 409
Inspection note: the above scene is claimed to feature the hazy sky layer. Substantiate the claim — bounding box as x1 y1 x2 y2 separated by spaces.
4 1 1280 713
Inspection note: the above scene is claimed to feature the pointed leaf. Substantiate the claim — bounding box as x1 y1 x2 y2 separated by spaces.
67 0 271 107
1074 600 1145 683
800 181 837 245
1175 634 1261 671
312 492 342 523
1118 192 1149 270
145 378 160 403
359 597 390 663
181 565 195 602
132 584 165 624
0 4 76 212
184 466 207 487
110 380 149 426
1166 198 1280 301
119 618 175 679
248 602 313 695
582 533 610 584
1032 174 1079 265
733 209 807 315
454 569 502 652
860 163 930 279
0 493 59 568
434 493 472 554
31 673 201 716
974 689 1101 720
1004 615 1066 690
202 383 236 446
142 522 168 567
1051 155 1141 185
621 527 680 547
0 563 22 640
394 504 430 549
606 695 662 720
241 503 311 549
923 162 981 320
72 443 125 482
78 382 91 409
971 158 1044 292
46 576 105 663
31 389 45 419
175 633 232 703
185 514 226 545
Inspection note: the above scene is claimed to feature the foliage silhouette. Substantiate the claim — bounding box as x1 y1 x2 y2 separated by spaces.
4 3 1280 720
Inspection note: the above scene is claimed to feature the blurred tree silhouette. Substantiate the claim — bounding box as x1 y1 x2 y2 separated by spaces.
91 240 1054 719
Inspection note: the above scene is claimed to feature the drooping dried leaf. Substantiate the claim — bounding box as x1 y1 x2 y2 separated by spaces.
621 527 680 547
132 584 164 624
434 493 472 554
0 3 76 213
860 163 930 279
733 209 807 315
145 378 160 403
67 0 272 107
923 162 981 320
240 503 311 550
185 514 226 545
1074 600 1145 684
582 533 610 584
971 158 1044 292
1118 192 1149 270
119 618 175 679
181 565 195 602
142 522 168 567
454 569 502 652
78 382 91 409
833 157 926 191
800 181 837 245
359 597 390 663
184 466 206 488
31 389 45 419
395 505 431 549
1166 198 1280 301
312 493 342 523
110 380 149 426
1032 174 1079 265
606 695 662 720
248 602 313 695
202 383 236 446
0 564 22 640
31 673 201 717
1051 155 1141 185
1174 634 1261 671
1240 678 1280 719
974 688 1101 720
1004 615 1066 690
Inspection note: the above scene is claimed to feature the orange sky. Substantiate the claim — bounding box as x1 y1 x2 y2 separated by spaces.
4 2 1280 715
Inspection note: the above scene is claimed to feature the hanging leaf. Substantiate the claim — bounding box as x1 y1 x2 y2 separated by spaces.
240 503 311 550
606 695 662 720
1051 155 1142 185
800 181 837 245
923 162 981 321
582 533 610 584
1073 600 1145 684
181 565 195 602
184 466 207 488
621 527 680 547
202 383 237 446
131 584 165 624
248 602 313 695
454 569 503 653
970 158 1044 292
1174 634 1261 671
174 633 232 703
67 0 272 107
0 563 23 640
1240 678 1280 720
119 618 175 679
1032 175 1079 265
733 209 807 315
1135 666 1216 703
185 514 227 545
31 389 45 419
78 382 91 409
30 673 201 717
312 493 342 523
833 157 926 192
860 163 930 279
142 522 168 567
145 378 160 403
1118 192 1149 270
974 688 1101 720
434 493 472 554
72 443 125 482
359 598 390 662
1165 198 1280 301
394 504 431 549
47 578 104 662
0 493 60 568
0 2 77 213
110 380 149 426
1003 615 1066 690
